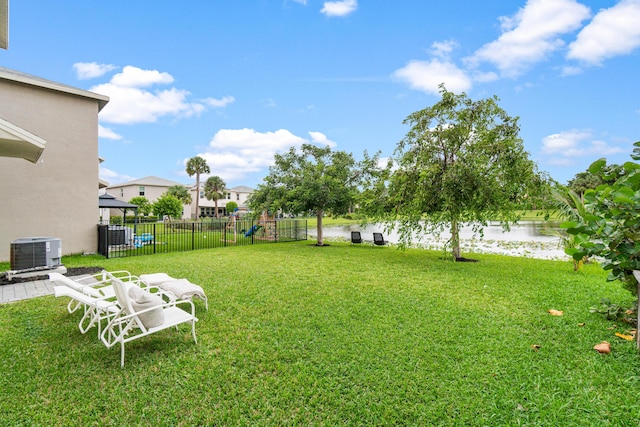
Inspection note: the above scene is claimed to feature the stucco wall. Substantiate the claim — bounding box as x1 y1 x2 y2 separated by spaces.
108 184 188 219
0 79 101 262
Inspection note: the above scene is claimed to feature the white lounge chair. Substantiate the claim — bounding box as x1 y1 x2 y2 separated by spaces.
100 277 198 367
52 285 119 336
49 271 163 336
49 271 116 311
140 273 208 310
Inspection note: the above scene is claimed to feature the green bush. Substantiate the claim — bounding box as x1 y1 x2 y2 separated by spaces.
226 201 238 213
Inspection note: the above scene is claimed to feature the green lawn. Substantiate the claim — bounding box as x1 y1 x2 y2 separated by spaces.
1 242 638 425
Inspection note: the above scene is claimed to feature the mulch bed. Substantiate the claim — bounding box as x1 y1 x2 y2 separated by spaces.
0 266 104 286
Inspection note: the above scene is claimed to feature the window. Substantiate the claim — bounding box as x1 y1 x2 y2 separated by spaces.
236 193 240 201
120 189 124 197
139 186 145 196
199 190 204 199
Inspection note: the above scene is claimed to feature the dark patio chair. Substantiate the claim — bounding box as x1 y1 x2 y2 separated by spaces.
373 232 388 246
350 231 363 244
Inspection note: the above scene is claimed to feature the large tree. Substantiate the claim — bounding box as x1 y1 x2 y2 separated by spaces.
365 85 549 260
166 184 192 206
186 156 210 219
204 175 226 218
248 144 359 246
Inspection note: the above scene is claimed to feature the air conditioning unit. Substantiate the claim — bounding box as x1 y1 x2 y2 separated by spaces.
10 237 62 271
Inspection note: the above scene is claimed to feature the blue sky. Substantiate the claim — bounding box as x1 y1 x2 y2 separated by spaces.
2 0 639 189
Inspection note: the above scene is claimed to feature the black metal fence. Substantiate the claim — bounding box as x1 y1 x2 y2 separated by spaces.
97 218 307 259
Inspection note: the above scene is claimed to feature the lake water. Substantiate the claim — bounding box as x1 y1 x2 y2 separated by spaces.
308 221 567 260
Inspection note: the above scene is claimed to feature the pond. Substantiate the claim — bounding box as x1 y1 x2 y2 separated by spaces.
308 221 567 260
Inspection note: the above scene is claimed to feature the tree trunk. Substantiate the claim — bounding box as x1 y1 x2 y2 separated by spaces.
317 210 324 246
215 199 219 218
451 219 461 260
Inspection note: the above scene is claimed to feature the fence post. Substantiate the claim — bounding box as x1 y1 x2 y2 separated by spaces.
192 222 195 250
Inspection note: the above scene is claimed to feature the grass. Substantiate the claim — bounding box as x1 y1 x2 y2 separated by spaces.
1 242 639 425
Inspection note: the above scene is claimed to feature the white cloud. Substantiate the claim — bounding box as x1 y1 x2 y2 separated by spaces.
198 128 306 182
560 65 583 76
308 131 337 148
392 59 472 95
185 128 335 183
467 0 591 77
73 62 118 80
90 65 234 125
431 40 459 59
542 129 592 153
98 124 122 140
202 96 235 108
92 83 193 124
110 66 174 88
541 129 625 163
321 0 358 17
567 0 640 65
99 166 136 186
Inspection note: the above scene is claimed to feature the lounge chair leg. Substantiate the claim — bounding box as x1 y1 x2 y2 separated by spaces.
121 342 125 368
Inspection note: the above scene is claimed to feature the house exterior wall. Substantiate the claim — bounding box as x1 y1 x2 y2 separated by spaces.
189 186 253 218
0 79 102 261
106 181 189 219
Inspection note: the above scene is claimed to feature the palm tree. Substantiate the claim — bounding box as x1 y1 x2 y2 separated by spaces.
186 156 210 219
552 187 588 271
204 175 226 218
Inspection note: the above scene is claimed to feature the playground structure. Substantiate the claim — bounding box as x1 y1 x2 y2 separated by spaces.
244 224 261 237
254 212 277 241
221 210 239 243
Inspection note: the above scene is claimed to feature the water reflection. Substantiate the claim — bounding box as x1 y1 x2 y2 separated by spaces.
309 221 567 260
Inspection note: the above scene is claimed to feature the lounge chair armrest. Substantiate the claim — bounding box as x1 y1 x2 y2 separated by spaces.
115 298 196 321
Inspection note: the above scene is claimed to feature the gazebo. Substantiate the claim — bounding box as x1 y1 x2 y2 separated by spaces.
99 193 138 225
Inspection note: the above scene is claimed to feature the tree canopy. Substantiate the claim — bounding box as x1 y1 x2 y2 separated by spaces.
204 175 226 218
186 156 210 219
362 85 550 260
567 164 624 197
166 185 192 206
128 196 152 216
152 194 183 219
248 144 359 246
226 201 238 213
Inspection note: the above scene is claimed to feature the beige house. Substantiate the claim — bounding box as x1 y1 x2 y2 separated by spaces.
0 67 109 262
105 176 189 220
190 184 254 218
107 176 254 220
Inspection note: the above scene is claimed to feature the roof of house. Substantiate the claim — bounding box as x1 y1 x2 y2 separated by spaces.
106 176 185 189
99 193 138 210
0 67 109 111
228 185 254 193
0 116 46 163
190 183 255 193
